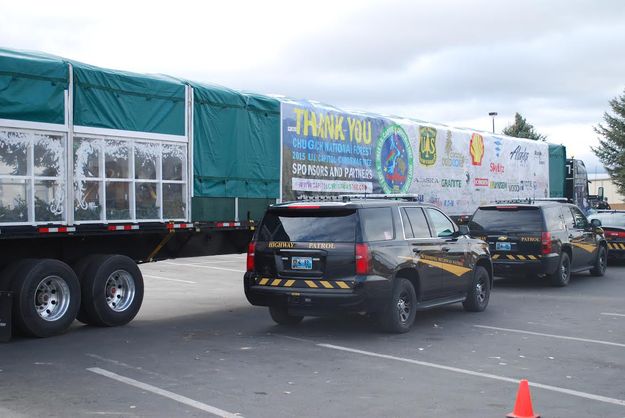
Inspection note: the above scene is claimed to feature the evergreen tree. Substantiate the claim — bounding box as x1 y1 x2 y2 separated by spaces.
592 89 625 196
502 112 546 141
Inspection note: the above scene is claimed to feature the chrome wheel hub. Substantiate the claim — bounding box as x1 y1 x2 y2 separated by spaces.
397 292 411 323
34 276 70 321
105 270 136 312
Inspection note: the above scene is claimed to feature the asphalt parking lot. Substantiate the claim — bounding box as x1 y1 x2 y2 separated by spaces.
1 255 624 418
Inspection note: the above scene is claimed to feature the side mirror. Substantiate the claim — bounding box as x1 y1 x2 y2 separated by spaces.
591 218 602 228
458 225 470 236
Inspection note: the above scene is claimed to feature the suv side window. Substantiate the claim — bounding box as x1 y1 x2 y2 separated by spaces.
570 206 589 229
561 206 575 229
543 206 564 231
426 208 456 237
401 207 432 239
360 207 394 241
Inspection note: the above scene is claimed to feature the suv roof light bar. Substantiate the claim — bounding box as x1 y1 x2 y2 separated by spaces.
340 194 423 202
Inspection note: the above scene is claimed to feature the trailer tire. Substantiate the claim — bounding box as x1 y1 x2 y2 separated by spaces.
73 255 102 324
78 255 144 327
8 259 80 338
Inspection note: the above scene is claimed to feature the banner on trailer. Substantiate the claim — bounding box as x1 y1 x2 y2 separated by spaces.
280 100 550 216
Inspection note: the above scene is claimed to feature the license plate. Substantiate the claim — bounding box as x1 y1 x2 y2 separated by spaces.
496 242 512 251
291 257 313 270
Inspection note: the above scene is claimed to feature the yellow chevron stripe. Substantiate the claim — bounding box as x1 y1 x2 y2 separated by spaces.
620 243 625 250
571 242 597 253
419 259 472 277
517 255 527 260
305 280 318 288
319 280 334 289
336 281 350 289
284 280 295 287
271 279 282 286
608 243 614 249
492 254 500 259
258 278 269 286
506 255 516 260
527 255 537 260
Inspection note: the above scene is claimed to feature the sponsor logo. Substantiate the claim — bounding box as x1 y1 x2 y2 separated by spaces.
474 178 489 187
490 162 505 174
508 184 520 192
441 179 463 188
418 126 437 166
375 125 414 194
442 130 466 168
535 150 546 165
443 199 455 207
470 133 485 166
415 177 439 184
490 181 507 189
510 145 529 163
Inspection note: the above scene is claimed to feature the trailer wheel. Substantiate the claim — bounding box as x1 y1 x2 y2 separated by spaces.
8 259 80 338
77 255 144 327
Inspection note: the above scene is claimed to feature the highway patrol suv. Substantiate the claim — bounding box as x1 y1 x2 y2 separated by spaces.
244 196 492 333
469 200 607 286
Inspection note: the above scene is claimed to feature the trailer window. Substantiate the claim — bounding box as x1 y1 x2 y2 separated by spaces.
74 136 188 223
0 130 66 224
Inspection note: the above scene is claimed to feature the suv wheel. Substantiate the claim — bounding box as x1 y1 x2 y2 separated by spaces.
549 252 571 287
268 306 303 326
463 266 490 312
590 245 607 277
379 278 417 333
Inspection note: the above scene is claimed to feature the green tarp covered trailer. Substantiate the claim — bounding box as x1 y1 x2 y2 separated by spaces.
0 47 279 228
548 143 567 198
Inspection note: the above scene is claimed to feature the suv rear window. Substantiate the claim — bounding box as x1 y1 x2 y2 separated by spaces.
258 210 357 242
469 206 544 232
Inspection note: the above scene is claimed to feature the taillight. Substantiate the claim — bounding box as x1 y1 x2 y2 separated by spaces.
541 232 552 255
246 241 256 272
605 230 625 238
355 243 372 275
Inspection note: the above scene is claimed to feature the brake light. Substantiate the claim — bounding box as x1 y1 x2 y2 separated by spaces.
541 232 552 255
496 206 518 210
287 205 320 209
605 230 625 238
246 241 256 272
355 243 372 275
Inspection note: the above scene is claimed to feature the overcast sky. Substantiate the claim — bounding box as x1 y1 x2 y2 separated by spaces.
2 0 624 172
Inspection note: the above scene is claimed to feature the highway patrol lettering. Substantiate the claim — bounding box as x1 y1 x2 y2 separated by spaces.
268 241 296 248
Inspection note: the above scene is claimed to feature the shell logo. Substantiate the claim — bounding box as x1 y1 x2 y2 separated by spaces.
470 133 485 166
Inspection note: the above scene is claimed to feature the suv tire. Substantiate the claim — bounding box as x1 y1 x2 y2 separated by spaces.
590 245 607 277
549 252 571 287
269 306 303 326
463 266 490 312
379 278 417 333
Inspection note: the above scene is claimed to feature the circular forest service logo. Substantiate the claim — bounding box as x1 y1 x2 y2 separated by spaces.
375 125 414 194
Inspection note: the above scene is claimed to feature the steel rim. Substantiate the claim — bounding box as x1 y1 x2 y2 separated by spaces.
600 249 607 272
476 278 487 304
561 258 570 282
105 270 136 312
34 275 71 321
397 290 412 323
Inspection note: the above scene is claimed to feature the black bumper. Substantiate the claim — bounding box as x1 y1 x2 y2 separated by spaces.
493 254 560 277
243 273 392 316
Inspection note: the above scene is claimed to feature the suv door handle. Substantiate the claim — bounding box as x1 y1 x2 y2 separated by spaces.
441 246 451 252
412 248 421 254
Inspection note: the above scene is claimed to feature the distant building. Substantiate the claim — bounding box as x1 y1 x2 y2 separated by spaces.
588 173 625 209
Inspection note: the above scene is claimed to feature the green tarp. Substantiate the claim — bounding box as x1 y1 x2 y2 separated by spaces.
0 48 68 124
71 63 185 135
191 82 280 199
548 143 566 197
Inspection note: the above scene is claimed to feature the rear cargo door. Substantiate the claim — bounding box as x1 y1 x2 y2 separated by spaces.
469 206 544 261
254 208 357 289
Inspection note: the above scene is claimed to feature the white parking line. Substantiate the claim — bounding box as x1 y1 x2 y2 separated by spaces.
143 274 197 284
162 261 245 273
601 312 625 317
474 325 625 348
318 343 625 407
87 367 242 418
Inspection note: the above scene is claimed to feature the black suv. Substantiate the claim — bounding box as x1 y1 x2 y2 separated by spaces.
468 201 608 286
244 197 492 333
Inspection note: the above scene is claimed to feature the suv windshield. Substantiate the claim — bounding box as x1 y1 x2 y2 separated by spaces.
259 209 357 242
469 206 544 233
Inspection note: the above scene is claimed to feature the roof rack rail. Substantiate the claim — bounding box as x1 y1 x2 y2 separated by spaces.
493 198 535 204
339 194 423 202
493 197 571 205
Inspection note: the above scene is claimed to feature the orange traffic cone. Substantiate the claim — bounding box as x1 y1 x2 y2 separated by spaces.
507 379 540 418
